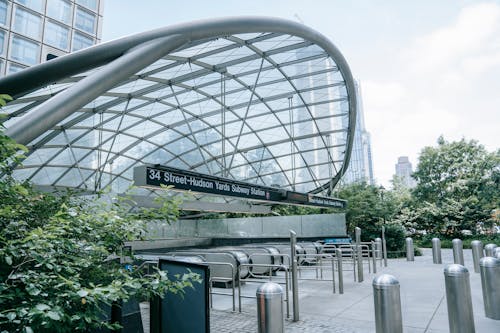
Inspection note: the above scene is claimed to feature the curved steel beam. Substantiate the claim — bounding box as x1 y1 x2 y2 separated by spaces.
5 35 186 146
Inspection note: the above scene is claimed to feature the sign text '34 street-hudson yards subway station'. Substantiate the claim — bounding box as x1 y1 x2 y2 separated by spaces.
145 166 283 202
133 165 346 208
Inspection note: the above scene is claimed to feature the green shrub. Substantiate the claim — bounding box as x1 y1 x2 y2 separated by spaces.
416 234 499 248
0 128 198 332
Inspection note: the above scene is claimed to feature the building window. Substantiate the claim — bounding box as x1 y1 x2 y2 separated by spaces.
0 30 5 56
8 61 27 73
75 7 95 34
72 31 92 51
44 20 69 50
13 6 42 39
0 0 8 26
10 35 39 65
15 0 44 13
76 0 97 11
46 0 72 25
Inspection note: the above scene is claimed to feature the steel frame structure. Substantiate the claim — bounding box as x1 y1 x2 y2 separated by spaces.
0 16 356 205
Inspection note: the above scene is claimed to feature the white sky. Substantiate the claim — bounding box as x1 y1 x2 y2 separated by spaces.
102 0 500 187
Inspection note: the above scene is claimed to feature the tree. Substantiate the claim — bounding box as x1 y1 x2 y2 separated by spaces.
410 136 500 235
334 182 406 254
0 120 196 332
335 183 399 232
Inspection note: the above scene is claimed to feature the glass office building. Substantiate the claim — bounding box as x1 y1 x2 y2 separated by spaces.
0 0 103 76
340 81 374 185
395 156 415 188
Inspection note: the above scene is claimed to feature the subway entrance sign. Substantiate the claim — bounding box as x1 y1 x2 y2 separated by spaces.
133 164 346 209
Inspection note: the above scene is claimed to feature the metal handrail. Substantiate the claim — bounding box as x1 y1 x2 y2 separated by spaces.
237 263 290 318
295 253 336 293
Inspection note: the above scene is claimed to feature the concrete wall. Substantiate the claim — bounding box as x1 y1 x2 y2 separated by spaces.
145 213 346 239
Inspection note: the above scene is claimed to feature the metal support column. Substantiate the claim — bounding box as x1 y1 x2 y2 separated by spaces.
336 248 344 294
381 226 388 267
355 227 363 282
290 230 299 322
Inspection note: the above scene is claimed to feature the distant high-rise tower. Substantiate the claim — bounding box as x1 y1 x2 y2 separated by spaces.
341 80 374 185
395 156 415 188
0 0 104 76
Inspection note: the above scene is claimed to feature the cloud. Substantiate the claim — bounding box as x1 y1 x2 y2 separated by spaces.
362 2 500 186
405 2 500 74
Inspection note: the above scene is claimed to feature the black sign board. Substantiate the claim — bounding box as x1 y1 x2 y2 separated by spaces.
134 165 346 209
134 165 284 202
308 194 346 208
151 259 210 333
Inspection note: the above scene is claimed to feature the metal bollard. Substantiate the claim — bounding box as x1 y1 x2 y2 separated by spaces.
484 243 497 257
375 237 382 261
444 264 475 333
335 248 344 294
479 257 500 320
495 247 500 259
381 226 388 267
432 238 442 264
452 239 464 266
355 227 363 282
256 282 284 333
372 241 377 274
289 230 299 322
372 274 403 333
471 240 483 273
405 237 414 261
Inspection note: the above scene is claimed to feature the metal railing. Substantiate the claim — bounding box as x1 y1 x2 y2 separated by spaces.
296 253 336 293
237 263 291 318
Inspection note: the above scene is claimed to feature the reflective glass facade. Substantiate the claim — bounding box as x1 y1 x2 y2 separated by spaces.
0 0 103 76
340 81 374 185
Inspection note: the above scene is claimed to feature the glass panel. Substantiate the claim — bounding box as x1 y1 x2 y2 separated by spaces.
44 20 69 50
0 1 8 26
10 35 39 65
76 0 97 11
8 62 26 73
16 0 43 12
13 6 41 39
72 31 93 51
0 30 5 56
75 7 95 34
46 0 72 25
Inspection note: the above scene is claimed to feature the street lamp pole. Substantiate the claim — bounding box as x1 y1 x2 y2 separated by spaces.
379 185 388 267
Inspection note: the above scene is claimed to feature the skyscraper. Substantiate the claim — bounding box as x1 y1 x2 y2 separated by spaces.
340 80 374 185
395 156 415 188
0 0 103 76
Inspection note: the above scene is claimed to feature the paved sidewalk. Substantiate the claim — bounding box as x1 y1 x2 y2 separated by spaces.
210 248 500 333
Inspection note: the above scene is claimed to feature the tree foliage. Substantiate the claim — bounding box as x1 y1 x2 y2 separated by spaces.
335 182 405 252
0 124 197 332
405 137 500 235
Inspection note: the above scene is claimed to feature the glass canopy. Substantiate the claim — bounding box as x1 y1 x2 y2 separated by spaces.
0 17 356 207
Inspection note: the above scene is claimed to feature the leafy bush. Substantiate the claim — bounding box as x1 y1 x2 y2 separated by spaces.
0 123 197 332
417 234 499 249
